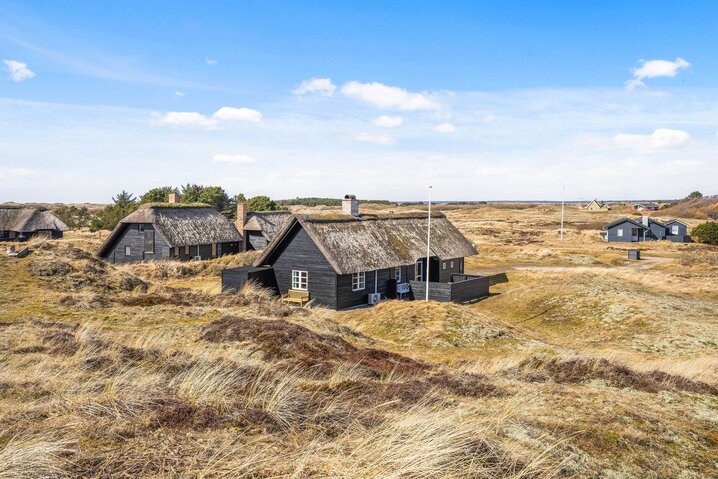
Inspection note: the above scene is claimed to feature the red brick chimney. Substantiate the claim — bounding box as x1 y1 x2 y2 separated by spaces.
168 193 179 204
236 202 248 251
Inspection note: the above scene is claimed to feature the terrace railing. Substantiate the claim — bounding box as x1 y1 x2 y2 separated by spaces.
409 274 489 303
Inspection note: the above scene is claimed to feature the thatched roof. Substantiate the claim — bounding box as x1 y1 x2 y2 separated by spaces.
97 204 241 256
256 212 476 275
0 207 69 233
244 211 293 240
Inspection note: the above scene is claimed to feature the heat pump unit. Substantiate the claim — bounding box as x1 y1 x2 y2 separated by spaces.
368 293 381 305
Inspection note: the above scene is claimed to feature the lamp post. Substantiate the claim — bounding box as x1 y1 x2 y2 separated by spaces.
560 185 565 241
426 185 432 301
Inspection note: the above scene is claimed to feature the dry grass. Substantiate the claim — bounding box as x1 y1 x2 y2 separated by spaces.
1 203 717 477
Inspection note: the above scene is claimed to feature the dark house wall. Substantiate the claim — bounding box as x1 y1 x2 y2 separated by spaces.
606 223 643 242
648 222 666 240
0 230 63 241
268 225 338 308
168 242 239 260
666 222 688 236
247 231 268 250
107 223 170 264
438 257 464 282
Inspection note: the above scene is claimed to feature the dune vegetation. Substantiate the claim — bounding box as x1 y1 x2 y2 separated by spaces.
1 203 717 478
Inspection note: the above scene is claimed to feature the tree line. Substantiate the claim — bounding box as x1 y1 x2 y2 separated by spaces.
54 185 284 231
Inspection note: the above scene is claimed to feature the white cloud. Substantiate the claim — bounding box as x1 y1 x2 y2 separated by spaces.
174 91 185 97
3 60 36 82
158 111 217 128
294 170 323 178
205 58 218 65
373 115 403 127
626 58 690 89
614 128 691 149
293 78 336 96
355 132 395 145
212 107 263 122
212 153 256 164
341 81 440 110
434 122 456 133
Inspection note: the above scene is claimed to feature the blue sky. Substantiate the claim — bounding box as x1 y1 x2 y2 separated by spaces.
1 1 717 202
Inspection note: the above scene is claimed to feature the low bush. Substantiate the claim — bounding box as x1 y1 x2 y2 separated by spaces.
691 221 718 245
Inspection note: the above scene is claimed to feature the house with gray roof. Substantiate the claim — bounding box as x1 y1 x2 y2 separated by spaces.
0 207 69 241
223 195 488 309
97 202 242 263
601 216 690 243
235 205 293 251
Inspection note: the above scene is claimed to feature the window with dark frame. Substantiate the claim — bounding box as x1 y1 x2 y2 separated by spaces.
144 230 154 254
394 267 402 282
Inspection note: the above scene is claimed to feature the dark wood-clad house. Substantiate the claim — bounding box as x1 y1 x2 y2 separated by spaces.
0 206 69 241
236 207 293 251
97 203 242 264
601 216 690 243
224 196 488 309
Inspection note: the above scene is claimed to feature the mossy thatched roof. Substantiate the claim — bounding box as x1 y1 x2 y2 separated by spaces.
255 212 476 274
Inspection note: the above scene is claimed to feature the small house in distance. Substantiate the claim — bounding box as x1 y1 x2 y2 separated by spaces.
601 216 690 243
97 201 242 264
633 203 660 212
235 203 293 251
223 195 489 310
0 206 69 241
584 199 611 211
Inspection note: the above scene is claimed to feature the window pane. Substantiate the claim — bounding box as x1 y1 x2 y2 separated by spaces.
144 230 154 253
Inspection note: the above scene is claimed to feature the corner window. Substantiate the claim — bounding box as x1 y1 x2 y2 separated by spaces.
352 272 366 291
144 230 154 254
292 270 308 290
671 225 679 235
394 267 402 282
617 229 624 237
124 246 131 256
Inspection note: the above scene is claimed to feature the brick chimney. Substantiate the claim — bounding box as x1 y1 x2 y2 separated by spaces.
168 193 179 204
342 194 359 216
236 202 248 251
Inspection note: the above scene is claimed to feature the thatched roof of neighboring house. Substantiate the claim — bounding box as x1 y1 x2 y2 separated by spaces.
0 207 69 233
256 212 476 275
244 211 293 240
97 203 241 256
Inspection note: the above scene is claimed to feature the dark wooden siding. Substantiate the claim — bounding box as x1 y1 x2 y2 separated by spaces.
438 257 463 282
269 225 338 308
606 223 643 242
222 266 279 294
107 223 170 264
410 274 488 303
247 231 268 250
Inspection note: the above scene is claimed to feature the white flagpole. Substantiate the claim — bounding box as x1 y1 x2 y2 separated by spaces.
426 185 432 301
560 185 565 241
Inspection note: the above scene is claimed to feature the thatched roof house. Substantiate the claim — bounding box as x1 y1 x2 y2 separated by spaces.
97 203 242 264
240 210 293 250
0 206 69 240
257 212 476 275
235 195 480 309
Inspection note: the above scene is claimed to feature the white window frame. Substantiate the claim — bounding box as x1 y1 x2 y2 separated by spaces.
292 270 308 291
617 229 623 237
352 272 366 291
394 267 402 282
671 225 679 235
442 262 447 270
125 246 131 256
450 261 454 268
